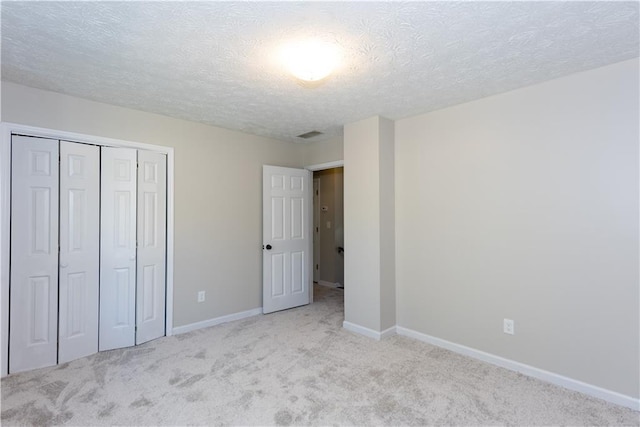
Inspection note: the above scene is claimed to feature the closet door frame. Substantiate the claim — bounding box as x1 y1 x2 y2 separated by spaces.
0 122 175 377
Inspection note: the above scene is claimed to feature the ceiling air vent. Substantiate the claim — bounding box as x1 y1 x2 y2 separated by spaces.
296 130 323 139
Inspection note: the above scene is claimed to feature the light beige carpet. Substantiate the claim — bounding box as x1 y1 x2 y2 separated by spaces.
2 286 638 426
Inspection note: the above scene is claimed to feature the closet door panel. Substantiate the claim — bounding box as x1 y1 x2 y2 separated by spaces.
136 151 167 344
59 141 100 363
100 147 137 351
9 135 59 373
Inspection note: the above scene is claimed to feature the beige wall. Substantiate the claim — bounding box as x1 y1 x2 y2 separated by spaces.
303 135 343 166
378 118 396 331
344 116 396 332
395 59 639 398
1 82 305 328
344 117 382 330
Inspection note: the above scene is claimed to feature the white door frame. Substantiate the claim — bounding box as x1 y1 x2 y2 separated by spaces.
304 160 345 304
0 122 175 377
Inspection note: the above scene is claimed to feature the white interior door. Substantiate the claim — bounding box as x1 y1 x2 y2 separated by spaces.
136 150 167 345
100 147 137 351
9 135 59 373
58 141 100 363
263 165 311 314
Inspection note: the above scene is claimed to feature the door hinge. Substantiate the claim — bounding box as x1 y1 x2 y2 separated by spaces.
316 264 319 270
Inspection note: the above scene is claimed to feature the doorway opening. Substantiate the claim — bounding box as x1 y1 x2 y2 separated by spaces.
311 166 344 298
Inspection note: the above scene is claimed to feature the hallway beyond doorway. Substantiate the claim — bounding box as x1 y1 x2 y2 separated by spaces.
312 167 344 289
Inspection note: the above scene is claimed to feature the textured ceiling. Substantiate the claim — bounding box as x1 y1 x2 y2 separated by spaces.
2 1 639 143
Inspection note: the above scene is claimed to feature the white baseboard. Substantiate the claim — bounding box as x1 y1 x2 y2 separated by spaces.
343 321 397 341
395 326 640 411
343 321 382 340
380 326 397 339
173 308 263 335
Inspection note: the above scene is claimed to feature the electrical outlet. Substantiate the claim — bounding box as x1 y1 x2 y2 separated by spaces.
503 318 514 335
197 291 205 303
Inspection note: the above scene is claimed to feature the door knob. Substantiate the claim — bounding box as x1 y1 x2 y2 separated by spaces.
60 262 68 268
265 244 272 250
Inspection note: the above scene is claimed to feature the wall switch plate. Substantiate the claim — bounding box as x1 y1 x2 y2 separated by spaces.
197 291 205 303
503 318 515 335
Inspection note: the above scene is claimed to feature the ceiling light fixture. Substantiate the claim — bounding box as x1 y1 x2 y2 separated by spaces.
280 39 341 84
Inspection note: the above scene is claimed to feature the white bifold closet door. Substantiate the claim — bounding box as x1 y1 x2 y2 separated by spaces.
136 150 167 345
10 136 59 373
10 136 100 372
58 141 100 363
100 148 167 351
9 140 167 371
100 147 137 351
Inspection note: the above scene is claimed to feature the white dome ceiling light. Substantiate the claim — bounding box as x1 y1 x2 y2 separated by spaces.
279 39 342 87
